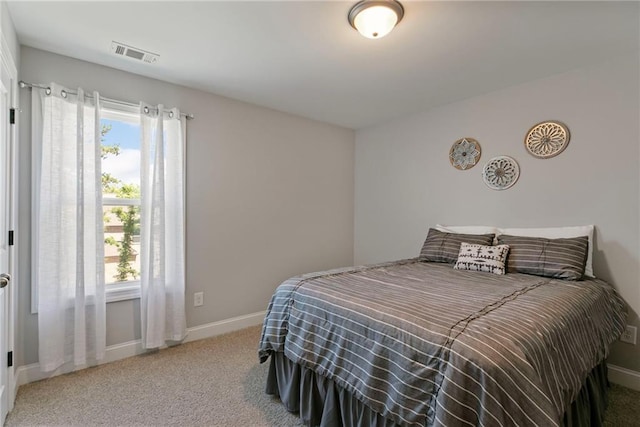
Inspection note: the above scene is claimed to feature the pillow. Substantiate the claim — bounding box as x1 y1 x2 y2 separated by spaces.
496 234 589 280
454 243 510 275
419 228 495 264
435 224 499 236
497 225 594 278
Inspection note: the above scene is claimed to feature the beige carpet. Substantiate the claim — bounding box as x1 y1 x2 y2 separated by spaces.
5 326 640 426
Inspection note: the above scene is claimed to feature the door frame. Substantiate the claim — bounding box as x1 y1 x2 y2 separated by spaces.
0 31 18 416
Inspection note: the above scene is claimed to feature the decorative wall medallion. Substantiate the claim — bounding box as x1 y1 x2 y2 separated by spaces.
525 121 570 158
482 156 520 190
449 138 481 170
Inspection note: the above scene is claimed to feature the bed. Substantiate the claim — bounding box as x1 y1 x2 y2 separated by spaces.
258 229 627 427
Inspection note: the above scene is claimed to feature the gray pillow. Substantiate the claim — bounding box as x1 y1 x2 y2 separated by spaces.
497 234 589 280
419 228 495 264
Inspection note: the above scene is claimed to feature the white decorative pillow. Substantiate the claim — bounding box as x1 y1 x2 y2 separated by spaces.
454 243 510 275
497 225 594 278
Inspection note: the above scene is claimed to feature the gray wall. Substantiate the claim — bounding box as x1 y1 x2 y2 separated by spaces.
17 47 355 366
354 53 640 372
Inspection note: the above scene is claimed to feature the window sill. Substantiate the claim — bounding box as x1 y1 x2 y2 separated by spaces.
106 281 141 303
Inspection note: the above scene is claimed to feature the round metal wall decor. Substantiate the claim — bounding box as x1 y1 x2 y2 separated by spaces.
482 156 520 190
449 138 481 170
525 120 570 159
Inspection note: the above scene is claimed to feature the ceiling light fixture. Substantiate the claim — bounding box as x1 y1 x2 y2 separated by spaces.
348 0 404 39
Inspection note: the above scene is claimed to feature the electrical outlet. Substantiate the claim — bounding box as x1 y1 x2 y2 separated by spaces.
194 292 204 307
620 325 637 345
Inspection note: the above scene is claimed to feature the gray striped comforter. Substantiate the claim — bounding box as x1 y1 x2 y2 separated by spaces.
259 260 626 427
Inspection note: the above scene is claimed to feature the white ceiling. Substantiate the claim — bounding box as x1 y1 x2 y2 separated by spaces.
7 1 639 129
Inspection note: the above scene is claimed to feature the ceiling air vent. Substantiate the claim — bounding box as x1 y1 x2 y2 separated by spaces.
110 41 159 64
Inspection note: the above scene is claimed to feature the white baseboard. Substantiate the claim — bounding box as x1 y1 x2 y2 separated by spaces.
15 310 266 387
608 363 640 391
184 311 265 343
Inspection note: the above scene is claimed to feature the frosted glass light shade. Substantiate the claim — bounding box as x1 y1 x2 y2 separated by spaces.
349 0 404 39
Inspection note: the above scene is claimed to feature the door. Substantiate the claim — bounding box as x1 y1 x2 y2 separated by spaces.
0 53 14 425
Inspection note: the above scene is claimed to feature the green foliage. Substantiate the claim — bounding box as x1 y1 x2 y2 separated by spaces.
101 144 120 160
102 173 120 191
101 124 140 282
109 204 140 281
101 124 112 139
100 125 119 160
111 183 140 200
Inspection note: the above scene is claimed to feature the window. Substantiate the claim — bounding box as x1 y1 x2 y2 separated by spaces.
101 109 142 302
31 87 187 347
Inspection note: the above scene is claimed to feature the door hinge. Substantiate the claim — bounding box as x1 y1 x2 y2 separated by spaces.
9 108 15 125
7 351 12 367
8 230 13 246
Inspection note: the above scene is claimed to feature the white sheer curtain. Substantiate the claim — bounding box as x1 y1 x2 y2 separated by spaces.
139 103 186 349
33 83 106 372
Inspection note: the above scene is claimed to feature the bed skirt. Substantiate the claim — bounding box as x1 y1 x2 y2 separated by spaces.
265 351 609 427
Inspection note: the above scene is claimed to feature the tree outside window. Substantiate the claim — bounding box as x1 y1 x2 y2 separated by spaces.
101 119 142 284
